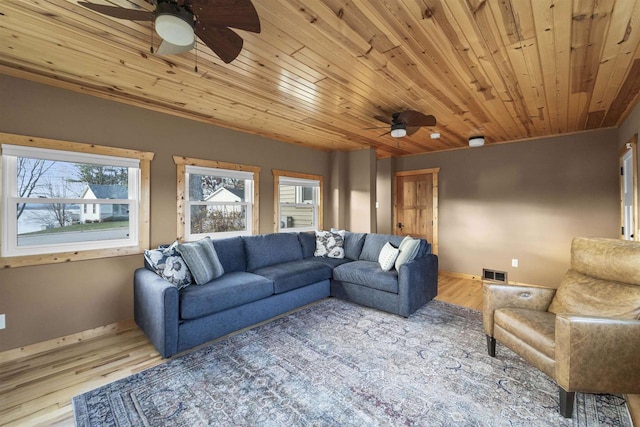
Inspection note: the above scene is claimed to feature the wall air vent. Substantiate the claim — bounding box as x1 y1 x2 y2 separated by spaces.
482 268 508 284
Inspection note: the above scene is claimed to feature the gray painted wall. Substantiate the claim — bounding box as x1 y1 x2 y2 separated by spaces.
0 75 331 351
393 130 620 287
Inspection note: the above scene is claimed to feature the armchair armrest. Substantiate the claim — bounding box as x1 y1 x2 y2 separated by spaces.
555 314 640 394
483 283 556 336
134 268 180 358
398 254 438 317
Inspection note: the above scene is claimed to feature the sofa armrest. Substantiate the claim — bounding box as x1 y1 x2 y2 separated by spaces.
397 254 438 317
134 268 180 358
555 314 640 393
483 283 556 336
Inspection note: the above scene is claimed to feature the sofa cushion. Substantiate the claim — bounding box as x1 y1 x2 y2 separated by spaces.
304 256 352 269
298 232 316 258
548 269 640 319
144 241 192 289
359 234 404 262
212 236 246 273
179 272 273 320
344 232 366 260
177 237 224 285
333 260 399 293
494 308 556 359
252 259 332 294
314 230 345 258
417 240 431 257
244 233 303 271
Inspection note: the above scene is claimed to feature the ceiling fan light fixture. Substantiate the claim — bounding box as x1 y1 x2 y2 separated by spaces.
430 132 441 139
391 123 407 138
469 136 485 147
155 3 195 46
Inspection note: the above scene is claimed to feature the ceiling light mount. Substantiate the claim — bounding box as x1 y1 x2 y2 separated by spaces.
155 1 195 47
469 135 485 147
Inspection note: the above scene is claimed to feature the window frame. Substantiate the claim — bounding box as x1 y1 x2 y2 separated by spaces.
174 156 261 241
273 169 323 233
0 132 154 268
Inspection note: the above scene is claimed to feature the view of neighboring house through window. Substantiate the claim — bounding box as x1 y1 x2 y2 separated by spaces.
183 164 257 240
274 170 322 232
1 143 142 258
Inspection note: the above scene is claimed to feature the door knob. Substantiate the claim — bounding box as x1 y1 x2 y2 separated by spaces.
397 222 404 229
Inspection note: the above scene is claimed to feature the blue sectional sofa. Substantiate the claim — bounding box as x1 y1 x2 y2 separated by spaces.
134 232 438 358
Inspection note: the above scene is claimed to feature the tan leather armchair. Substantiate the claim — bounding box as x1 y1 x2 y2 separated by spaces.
483 237 640 418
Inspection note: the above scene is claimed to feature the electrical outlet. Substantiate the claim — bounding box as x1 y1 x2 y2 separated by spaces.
0 314 5 330
512 259 519 268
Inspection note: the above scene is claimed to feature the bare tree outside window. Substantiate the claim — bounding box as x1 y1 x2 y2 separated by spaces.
16 158 54 219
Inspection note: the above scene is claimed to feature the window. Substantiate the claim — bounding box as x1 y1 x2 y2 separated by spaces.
273 170 323 232
174 157 260 241
0 133 153 266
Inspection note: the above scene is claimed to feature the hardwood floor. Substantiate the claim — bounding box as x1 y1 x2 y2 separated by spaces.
0 275 635 426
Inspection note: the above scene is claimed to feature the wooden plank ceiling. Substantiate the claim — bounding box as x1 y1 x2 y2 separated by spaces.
1 0 640 157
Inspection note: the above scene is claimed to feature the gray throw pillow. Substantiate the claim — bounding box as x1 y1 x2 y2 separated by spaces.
395 236 421 270
177 237 224 285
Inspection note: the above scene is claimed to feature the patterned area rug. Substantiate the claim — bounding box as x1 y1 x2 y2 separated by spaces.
73 299 632 426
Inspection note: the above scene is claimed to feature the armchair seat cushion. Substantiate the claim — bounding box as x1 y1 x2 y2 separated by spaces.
494 308 556 359
252 259 332 294
179 272 273 320
333 260 399 293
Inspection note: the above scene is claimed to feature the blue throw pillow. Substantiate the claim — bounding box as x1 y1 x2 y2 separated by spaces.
144 241 192 289
177 237 225 285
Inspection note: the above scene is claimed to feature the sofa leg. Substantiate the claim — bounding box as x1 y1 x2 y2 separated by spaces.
559 388 575 418
486 335 496 357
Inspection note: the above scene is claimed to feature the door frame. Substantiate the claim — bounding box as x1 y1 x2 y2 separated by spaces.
393 168 439 254
620 134 638 241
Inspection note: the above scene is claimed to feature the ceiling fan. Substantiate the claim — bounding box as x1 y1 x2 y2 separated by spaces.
367 110 437 138
78 0 261 63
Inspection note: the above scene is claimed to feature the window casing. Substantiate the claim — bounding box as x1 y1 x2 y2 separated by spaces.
273 170 323 232
174 157 261 241
0 133 153 267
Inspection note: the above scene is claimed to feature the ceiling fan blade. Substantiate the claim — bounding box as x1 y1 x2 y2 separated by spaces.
373 115 391 124
379 130 391 137
195 25 243 63
364 126 390 130
188 0 261 33
397 110 436 127
156 40 195 55
406 126 420 136
77 2 154 21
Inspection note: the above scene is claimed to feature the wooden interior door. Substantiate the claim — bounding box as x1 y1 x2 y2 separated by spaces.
394 168 439 254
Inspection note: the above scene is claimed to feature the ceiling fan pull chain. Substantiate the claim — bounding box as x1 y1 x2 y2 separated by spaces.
194 39 198 73
150 22 154 54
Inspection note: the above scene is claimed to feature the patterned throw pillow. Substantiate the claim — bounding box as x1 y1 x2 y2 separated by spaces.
144 242 192 289
177 237 225 285
395 236 421 270
378 242 400 271
314 230 345 259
